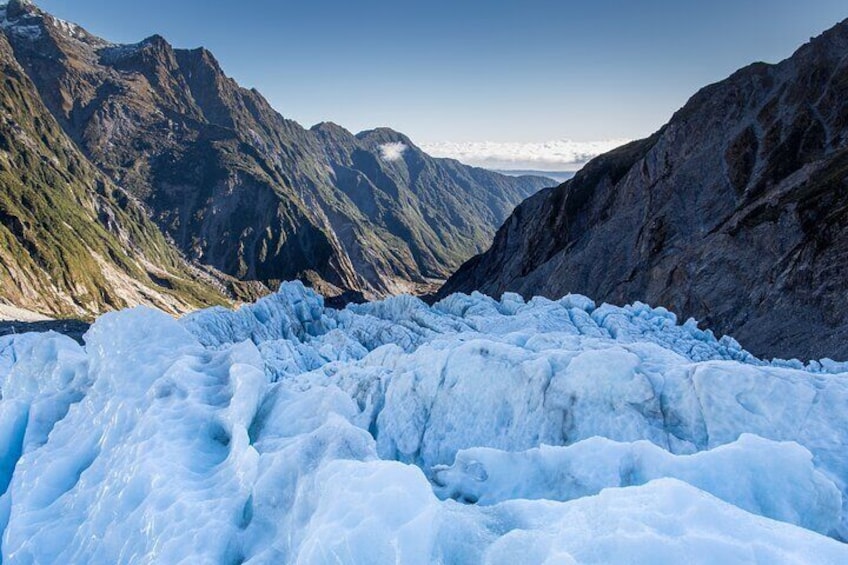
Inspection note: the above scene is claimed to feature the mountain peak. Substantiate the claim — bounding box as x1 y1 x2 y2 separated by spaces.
1 0 45 42
790 17 848 61
1 1 100 46
310 121 352 136
5 0 36 20
140 33 170 48
355 127 414 148
0 0 39 21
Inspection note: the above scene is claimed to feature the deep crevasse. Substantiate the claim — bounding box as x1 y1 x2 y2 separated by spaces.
1 282 847 563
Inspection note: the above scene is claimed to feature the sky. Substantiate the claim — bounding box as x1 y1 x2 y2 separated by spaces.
31 0 848 168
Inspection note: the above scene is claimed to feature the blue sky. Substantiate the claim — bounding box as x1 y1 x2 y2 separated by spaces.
35 0 848 145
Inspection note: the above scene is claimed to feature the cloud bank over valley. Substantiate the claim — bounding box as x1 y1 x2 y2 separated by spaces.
420 139 630 172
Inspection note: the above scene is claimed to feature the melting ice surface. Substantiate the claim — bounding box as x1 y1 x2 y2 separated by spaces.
1 282 848 563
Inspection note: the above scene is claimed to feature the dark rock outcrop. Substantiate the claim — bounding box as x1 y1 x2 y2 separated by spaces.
441 19 848 361
0 319 89 344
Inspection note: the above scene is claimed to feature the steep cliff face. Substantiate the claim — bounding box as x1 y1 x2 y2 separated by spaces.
0 20 229 318
1 1 547 300
442 19 848 360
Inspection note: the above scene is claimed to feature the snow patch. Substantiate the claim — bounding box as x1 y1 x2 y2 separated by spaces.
51 16 79 37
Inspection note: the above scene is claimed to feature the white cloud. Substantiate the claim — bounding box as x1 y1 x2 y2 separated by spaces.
419 139 630 172
378 142 408 162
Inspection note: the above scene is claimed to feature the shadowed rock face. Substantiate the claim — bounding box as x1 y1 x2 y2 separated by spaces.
1 2 548 302
0 319 89 343
441 19 848 361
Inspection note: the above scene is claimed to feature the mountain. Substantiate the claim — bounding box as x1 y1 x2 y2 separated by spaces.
441 19 848 361
310 124 549 294
495 170 577 184
0 18 230 319
0 0 548 306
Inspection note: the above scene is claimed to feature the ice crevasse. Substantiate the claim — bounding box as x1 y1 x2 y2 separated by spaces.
1 281 847 563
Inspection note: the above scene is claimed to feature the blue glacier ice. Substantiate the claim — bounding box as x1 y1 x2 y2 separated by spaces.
1 282 847 563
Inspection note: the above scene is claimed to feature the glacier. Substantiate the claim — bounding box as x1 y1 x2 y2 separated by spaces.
1 281 848 563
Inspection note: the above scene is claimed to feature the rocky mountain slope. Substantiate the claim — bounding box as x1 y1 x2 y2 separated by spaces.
311 124 546 294
441 19 848 360
1 0 548 304
0 23 229 319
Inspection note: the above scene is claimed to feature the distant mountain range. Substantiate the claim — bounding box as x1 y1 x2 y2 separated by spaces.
495 170 576 184
442 18 848 361
0 0 548 318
